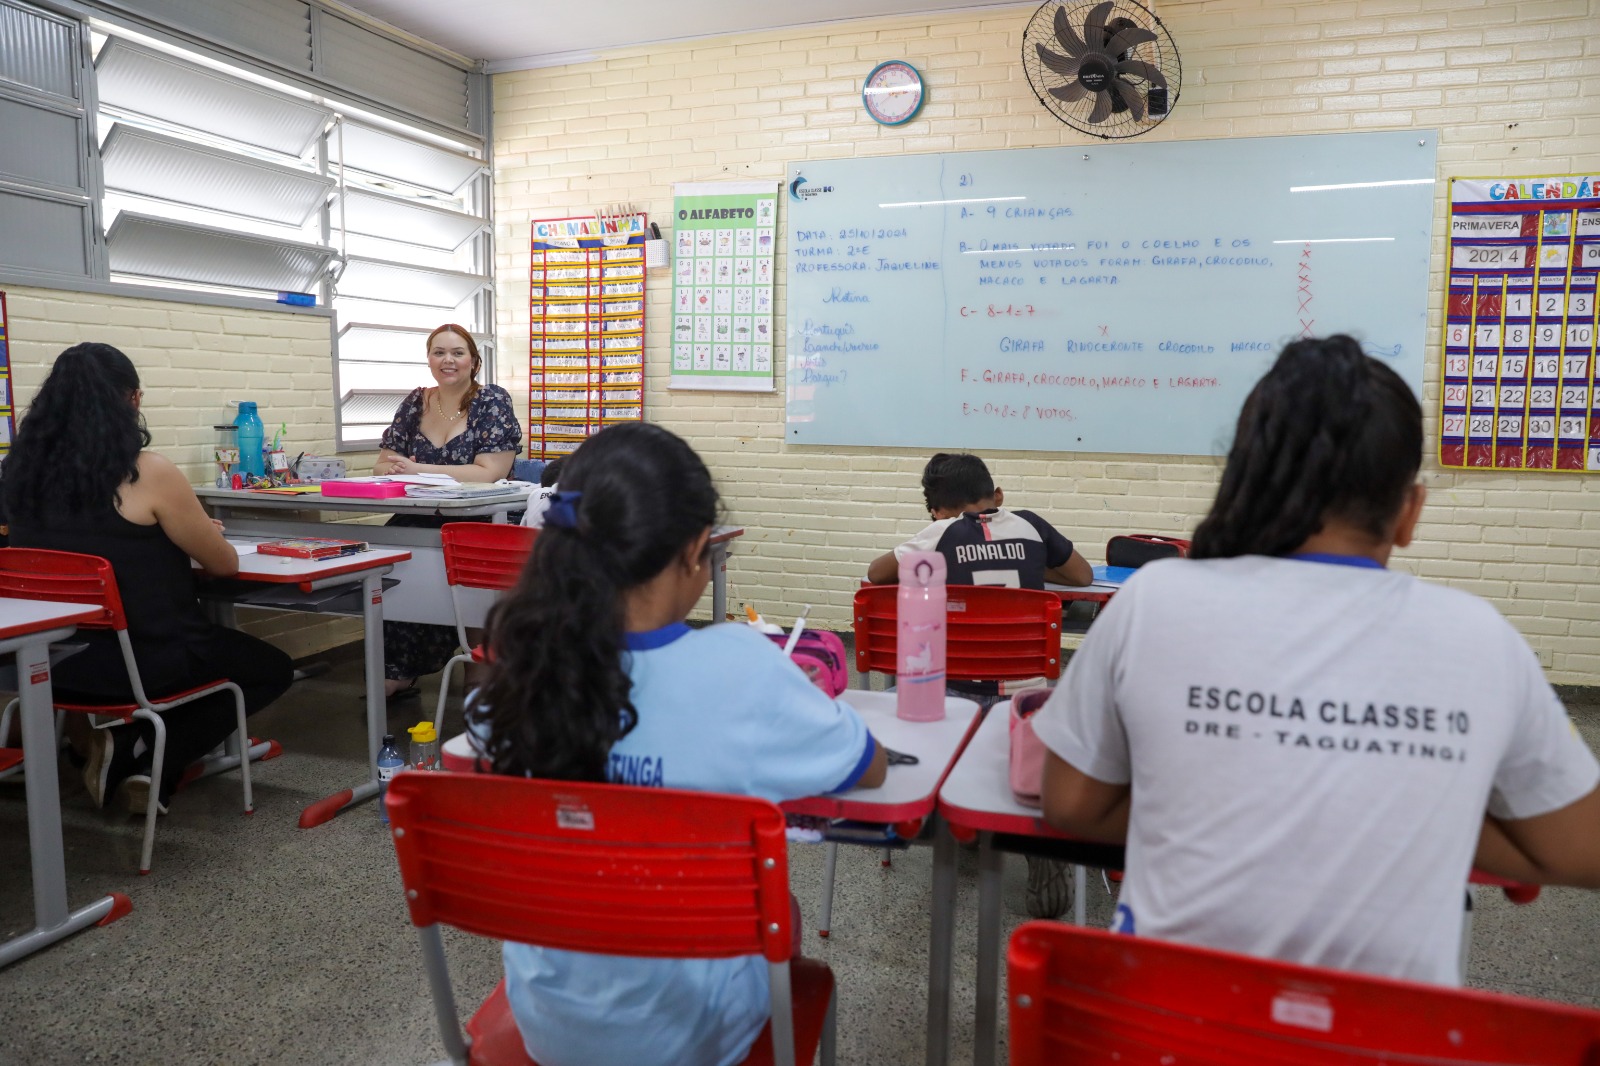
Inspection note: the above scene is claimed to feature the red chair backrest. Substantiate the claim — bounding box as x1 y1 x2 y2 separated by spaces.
0 548 126 631
1008 921 1600 1065
439 522 537 593
853 585 1062 682
387 771 794 964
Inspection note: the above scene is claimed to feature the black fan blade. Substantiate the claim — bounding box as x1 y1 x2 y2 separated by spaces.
1036 43 1083 80
1087 89 1114 123
1104 80 1130 114
1052 4 1088 59
1112 76 1146 119
1115 58 1167 89
1103 25 1158 56
1082 1 1114 52
1048 81 1092 102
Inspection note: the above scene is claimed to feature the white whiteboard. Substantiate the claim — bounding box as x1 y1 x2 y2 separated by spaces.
784 130 1437 454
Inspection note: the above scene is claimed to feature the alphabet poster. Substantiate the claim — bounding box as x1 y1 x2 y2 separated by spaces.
1440 174 1600 471
669 182 777 392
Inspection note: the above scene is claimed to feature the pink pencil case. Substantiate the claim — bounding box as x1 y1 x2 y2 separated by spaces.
319 479 408 499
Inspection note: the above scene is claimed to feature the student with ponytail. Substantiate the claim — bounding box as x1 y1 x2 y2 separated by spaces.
4 343 292 815
1031 335 1600 985
468 421 885 1066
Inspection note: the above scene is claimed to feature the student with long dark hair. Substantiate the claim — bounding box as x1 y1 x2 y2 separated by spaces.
4 343 292 815
468 421 885 1066
1032 335 1600 985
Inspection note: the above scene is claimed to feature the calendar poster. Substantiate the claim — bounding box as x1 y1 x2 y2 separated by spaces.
1440 175 1600 471
0 292 13 454
669 182 777 392
528 214 646 459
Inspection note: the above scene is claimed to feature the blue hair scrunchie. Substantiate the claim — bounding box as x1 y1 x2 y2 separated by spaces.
544 490 582 530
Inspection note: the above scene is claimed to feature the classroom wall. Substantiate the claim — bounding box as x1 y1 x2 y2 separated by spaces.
491 0 1600 684
2 285 363 657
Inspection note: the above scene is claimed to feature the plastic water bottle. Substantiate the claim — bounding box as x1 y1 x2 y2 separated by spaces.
377 733 404 824
896 551 947 722
234 401 265 478
406 721 439 772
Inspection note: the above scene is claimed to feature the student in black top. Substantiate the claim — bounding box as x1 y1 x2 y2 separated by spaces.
4 343 292 814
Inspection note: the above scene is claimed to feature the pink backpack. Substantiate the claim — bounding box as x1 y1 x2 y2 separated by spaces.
767 630 850 698
1008 688 1053 808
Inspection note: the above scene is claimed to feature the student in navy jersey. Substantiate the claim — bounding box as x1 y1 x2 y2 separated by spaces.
468 422 886 1066
866 452 1092 588
867 451 1089 920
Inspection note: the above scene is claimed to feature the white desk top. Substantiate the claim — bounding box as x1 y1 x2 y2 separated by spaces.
938 697 1064 836
782 689 981 823
197 485 529 517
198 543 412 585
0 598 103 643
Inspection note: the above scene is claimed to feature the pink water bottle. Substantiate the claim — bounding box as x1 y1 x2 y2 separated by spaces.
897 551 947 722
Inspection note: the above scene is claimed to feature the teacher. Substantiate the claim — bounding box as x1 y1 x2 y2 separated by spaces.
376 323 520 699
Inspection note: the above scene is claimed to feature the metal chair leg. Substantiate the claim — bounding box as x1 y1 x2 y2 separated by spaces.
818 840 838 938
137 710 166 876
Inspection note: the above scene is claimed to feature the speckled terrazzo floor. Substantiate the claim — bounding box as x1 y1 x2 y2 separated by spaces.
1 648 1598 1065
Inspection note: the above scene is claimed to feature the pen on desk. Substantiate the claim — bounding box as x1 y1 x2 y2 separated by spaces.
782 605 811 657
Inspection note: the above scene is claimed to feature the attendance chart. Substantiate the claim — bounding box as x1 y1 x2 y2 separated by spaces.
527 214 647 459
1440 175 1600 471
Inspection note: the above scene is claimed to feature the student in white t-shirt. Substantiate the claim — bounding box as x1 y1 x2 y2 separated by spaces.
1034 335 1600 986
468 422 886 1066
520 455 563 528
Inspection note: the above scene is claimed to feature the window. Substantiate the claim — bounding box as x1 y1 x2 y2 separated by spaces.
0 0 492 450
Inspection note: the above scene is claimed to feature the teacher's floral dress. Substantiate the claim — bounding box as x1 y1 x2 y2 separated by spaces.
379 383 521 683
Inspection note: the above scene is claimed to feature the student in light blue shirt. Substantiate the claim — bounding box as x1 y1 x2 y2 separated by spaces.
467 422 886 1066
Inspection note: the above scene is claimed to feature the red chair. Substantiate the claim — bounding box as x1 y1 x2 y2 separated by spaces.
853 584 1064 684
386 771 836 1066
432 522 537 733
1008 920 1600 1065
0 548 252 874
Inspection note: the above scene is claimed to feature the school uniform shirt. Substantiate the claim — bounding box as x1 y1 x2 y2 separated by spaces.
893 507 1073 590
499 622 876 1066
1031 554 1599 986
520 483 556 528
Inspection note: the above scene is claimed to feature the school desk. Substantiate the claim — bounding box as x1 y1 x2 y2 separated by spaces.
935 699 1123 1066
197 545 412 827
196 488 746 625
0 598 132 968
780 689 982 1066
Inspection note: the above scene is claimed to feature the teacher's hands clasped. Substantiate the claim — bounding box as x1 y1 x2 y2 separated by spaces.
375 453 421 476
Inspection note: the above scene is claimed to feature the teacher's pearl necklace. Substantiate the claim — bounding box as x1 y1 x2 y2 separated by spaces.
434 389 466 422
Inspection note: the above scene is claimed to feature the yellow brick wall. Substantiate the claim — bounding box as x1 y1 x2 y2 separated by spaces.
2 286 363 658
485 0 1591 685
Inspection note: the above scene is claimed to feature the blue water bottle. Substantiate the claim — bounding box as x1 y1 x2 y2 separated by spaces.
377 733 404 825
234 401 265 478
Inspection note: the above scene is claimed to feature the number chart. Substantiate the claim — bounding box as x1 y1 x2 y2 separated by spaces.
527 214 647 459
1440 176 1600 471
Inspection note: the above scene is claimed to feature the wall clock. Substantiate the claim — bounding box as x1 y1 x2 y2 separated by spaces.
862 60 925 126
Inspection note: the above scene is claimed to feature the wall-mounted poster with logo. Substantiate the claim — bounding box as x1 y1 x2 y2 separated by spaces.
670 182 777 392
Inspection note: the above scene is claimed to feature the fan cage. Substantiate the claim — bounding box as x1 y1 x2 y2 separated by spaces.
1021 0 1183 140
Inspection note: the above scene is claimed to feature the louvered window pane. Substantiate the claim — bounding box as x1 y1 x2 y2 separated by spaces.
330 121 482 195
0 0 78 101
319 14 468 132
0 187 91 275
96 38 329 157
107 212 332 292
102 123 332 226
337 256 486 308
339 187 483 251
